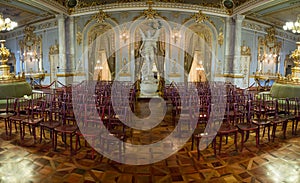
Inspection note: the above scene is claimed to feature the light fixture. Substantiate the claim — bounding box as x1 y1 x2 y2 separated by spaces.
120 30 129 43
283 14 300 33
172 29 181 44
0 13 18 31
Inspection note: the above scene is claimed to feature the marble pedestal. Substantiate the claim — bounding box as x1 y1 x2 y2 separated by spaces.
140 80 159 98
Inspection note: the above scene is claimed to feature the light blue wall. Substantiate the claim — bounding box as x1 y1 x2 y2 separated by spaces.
1 10 299 86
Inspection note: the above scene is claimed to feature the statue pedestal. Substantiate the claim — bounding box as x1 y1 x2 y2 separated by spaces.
140 80 159 98
292 66 300 80
0 65 11 80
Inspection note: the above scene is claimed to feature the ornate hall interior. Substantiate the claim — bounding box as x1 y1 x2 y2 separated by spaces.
0 0 300 182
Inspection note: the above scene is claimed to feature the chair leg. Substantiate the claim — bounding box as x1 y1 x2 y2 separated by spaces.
272 123 277 142
292 119 295 135
75 135 80 153
40 126 43 143
4 118 8 136
54 131 58 151
256 129 260 147
33 126 37 142
267 125 270 142
196 137 200 160
245 131 250 142
240 131 244 152
213 138 216 156
234 132 238 152
257 126 260 146
219 135 222 154
70 133 73 155
283 121 287 139
191 135 194 150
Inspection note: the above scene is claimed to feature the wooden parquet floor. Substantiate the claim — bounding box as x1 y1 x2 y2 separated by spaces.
0 99 299 183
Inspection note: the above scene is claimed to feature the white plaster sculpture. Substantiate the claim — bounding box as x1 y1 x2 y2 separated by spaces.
139 28 160 81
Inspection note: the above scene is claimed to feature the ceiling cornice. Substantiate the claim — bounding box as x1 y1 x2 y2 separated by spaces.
18 0 68 15
71 2 229 17
233 0 271 15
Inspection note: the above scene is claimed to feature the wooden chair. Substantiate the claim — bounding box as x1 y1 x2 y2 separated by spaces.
236 100 259 151
21 99 45 142
8 98 29 137
39 99 62 149
0 97 15 137
216 103 238 154
53 102 78 155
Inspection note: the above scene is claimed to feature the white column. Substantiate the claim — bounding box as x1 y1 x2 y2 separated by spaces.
57 14 66 72
69 17 75 71
39 38 43 72
224 17 234 74
233 14 245 75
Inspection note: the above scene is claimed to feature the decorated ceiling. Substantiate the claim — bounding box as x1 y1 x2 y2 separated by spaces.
0 0 300 32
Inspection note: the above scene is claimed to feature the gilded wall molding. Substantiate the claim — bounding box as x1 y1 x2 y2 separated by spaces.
92 10 109 23
241 40 251 55
183 11 216 30
218 28 224 46
84 10 118 28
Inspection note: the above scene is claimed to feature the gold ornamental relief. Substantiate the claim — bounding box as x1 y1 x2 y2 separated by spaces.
92 10 109 23
218 28 224 46
192 11 209 24
241 40 251 55
0 40 10 63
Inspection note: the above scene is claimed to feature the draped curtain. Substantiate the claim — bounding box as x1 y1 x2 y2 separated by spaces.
155 40 165 92
184 27 212 81
134 40 143 81
88 24 115 80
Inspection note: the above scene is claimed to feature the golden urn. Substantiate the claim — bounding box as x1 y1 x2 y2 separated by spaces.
0 40 11 80
291 42 300 80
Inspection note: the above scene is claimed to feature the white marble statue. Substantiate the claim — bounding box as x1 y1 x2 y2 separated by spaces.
139 28 160 81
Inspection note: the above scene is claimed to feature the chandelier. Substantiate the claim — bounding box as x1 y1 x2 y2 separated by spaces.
283 14 300 33
0 13 18 31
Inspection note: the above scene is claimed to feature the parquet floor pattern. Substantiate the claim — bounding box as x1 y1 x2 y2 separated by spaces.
0 99 299 183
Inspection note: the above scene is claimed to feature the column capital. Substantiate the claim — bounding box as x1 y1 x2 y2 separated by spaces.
56 14 66 20
234 14 245 23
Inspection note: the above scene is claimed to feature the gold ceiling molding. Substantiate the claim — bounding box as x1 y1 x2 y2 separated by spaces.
72 1 227 17
76 1 105 9
74 0 222 9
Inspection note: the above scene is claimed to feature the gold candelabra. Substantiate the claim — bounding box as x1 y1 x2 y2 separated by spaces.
0 40 24 82
0 40 11 80
291 42 300 80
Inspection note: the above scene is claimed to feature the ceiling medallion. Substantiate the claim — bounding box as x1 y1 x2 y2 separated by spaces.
143 0 158 20
93 10 108 23
192 11 208 24
222 0 234 9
